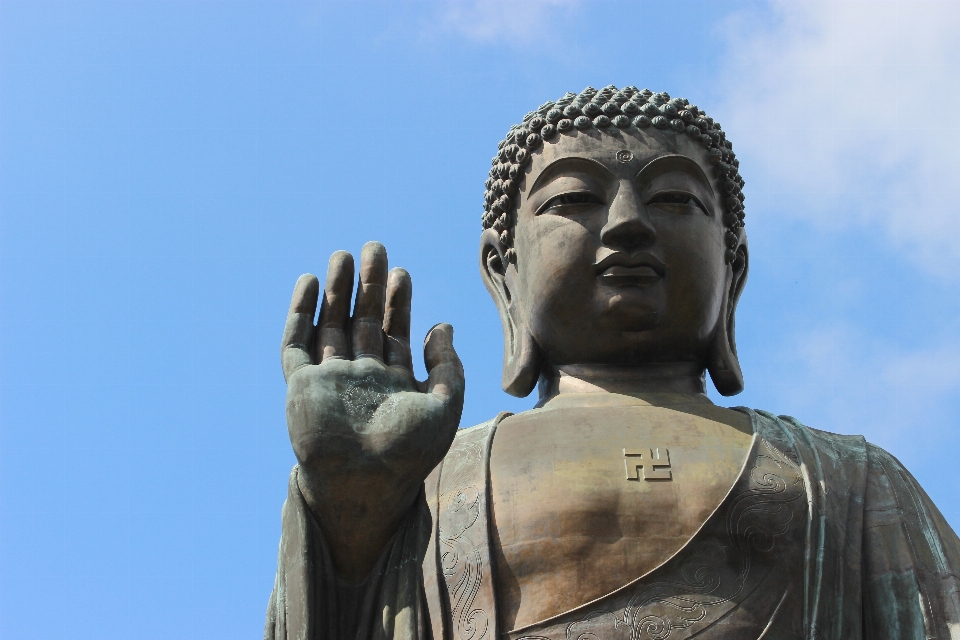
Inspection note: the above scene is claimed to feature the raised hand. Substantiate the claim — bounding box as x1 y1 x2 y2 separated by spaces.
280 241 464 581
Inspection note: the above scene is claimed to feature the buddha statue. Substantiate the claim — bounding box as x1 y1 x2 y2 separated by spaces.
264 86 960 640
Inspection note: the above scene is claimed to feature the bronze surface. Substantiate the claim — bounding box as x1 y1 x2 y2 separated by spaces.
264 86 960 640
490 392 753 630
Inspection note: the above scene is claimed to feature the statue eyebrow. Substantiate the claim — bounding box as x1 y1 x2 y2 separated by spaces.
635 154 716 198
528 157 613 196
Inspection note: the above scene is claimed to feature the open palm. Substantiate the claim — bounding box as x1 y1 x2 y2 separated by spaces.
280 241 464 580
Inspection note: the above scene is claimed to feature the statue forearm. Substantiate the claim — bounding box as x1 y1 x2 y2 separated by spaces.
296 463 427 582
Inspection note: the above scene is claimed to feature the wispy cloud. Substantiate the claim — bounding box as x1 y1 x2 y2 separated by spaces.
432 0 582 45
754 324 960 463
716 1 960 276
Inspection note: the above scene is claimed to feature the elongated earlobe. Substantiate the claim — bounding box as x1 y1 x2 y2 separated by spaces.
708 241 748 396
478 229 541 397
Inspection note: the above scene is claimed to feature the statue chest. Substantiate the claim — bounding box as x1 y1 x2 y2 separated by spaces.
488 402 754 631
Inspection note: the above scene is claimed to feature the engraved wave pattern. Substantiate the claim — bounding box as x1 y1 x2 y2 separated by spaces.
440 439 489 640
552 438 806 640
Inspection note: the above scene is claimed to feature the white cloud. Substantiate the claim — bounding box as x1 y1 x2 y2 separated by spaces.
433 0 581 44
756 324 960 460
717 1 960 276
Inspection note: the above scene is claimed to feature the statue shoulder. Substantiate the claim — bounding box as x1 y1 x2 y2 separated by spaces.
425 412 514 490
451 411 514 445
862 439 956 537
740 407 869 459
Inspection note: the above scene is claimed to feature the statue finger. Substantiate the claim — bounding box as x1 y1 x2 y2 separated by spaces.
384 267 413 370
316 250 354 362
281 273 319 382
423 323 465 409
351 241 388 360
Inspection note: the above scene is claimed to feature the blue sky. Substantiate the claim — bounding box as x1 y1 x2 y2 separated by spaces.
2 1 958 637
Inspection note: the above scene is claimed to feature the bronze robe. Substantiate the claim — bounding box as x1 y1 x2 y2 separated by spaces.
264 409 960 639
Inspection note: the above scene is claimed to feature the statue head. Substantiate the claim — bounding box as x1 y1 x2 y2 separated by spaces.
479 86 748 398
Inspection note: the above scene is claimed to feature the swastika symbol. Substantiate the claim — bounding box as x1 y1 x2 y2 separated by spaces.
623 447 672 481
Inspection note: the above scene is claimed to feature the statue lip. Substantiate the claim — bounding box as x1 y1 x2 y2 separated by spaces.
594 251 667 279
594 252 665 286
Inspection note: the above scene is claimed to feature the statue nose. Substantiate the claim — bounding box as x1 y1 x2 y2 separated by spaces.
600 180 656 251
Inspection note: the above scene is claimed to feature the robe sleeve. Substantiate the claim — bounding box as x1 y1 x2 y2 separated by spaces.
264 466 433 640
862 444 960 639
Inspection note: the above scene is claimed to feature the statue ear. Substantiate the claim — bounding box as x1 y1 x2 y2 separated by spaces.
708 238 748 396
479 229 541 397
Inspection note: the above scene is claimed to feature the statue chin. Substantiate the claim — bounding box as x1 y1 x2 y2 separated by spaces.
599 300 662 333
265 85 960 640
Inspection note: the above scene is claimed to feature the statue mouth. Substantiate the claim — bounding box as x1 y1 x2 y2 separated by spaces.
595 252 665 286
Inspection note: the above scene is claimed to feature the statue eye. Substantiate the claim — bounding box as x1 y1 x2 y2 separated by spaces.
540 192 604 212
647 191 707 214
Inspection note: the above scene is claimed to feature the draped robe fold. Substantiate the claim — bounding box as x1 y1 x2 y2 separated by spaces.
265 409 960 640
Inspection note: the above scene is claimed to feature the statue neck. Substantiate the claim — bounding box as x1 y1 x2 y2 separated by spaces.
536 362 707 405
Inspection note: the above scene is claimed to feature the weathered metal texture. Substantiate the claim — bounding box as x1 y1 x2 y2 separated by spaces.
264 405 960 639
489 394 756 629
504 405 808 639
265 86 960 639
264 467 434 640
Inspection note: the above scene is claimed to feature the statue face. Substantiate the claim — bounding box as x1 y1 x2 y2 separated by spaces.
506 128 730 366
